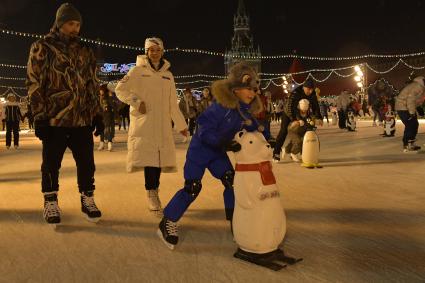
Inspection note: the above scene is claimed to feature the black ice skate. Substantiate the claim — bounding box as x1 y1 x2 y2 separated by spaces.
403 140 421 153
81 191 102 223
43 192 61 225
234 248 303 271
157 217 178 250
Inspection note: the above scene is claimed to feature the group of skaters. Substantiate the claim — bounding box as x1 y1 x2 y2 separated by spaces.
0 85 131 151
328 76 425 153
19 3 275 251
3 3 425 253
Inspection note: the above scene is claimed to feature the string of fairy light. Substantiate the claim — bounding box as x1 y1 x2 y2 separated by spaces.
2 28 425 92
3 28 425 60
2 58 425 92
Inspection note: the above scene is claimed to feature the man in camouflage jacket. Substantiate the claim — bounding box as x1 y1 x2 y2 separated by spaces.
26 3 103 225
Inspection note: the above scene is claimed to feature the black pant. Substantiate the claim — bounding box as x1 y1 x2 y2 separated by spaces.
41 126 95 193
6 121 19 147
28 119 34 129
101 113 115 142
186 118 196 136
338 110 346 129
372 107 383 122
119 114 129 130
145 167 162 190
398 111 419 146
273 113 291 156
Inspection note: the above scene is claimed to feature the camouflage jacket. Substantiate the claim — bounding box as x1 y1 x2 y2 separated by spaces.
26 29 100 127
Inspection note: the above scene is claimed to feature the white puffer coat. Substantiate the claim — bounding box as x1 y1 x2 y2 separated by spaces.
336 90 351 111
115 55 187 173
395 77 425 114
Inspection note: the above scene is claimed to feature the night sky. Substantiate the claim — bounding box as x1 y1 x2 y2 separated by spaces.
1 0 425 88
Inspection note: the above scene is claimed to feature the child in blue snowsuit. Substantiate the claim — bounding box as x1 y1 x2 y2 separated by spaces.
158 62 272 249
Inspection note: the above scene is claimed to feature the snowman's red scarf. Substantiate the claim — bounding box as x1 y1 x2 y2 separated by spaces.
235 161 276 185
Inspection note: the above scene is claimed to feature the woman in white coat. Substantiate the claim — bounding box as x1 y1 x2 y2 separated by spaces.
115 37 188 211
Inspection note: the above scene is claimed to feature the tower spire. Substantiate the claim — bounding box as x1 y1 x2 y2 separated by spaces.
225 0 261 75
237 0 246 15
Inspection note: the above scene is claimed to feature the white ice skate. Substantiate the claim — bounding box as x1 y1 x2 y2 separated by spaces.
290 153 301 162
147 189 162 212
98 141 104 151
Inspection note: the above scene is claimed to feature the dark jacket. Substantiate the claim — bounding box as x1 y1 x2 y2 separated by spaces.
284 86 322 121
26 28 100 127
5 103 23 123
100 94 116 121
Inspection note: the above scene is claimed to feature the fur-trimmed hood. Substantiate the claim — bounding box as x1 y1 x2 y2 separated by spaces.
211 62 263 114
211 81 263 114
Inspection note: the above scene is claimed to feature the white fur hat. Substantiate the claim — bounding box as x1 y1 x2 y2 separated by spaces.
144 37 164 54
298 99 310 111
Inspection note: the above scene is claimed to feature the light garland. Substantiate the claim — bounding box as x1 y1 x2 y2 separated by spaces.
0 28 145 51
165 47 224 57
97 72 125 77
177 85 210 91
2 58 425 89
175 80 214 85
0 76 26 81
0 63 26 69
3 28 425 61
174 74 226 79
0 85 26 90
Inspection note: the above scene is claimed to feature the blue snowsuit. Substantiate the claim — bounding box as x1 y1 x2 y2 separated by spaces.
163 101 270 222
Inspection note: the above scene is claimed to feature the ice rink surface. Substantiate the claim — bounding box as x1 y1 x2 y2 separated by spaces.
0 120 424 282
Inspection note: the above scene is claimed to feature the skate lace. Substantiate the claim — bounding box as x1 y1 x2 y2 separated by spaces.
166 220 178 236
148 190 159 198
44 201 60 217
83 195 99 212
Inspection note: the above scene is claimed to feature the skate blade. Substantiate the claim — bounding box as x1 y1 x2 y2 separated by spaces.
403 150 420 154
156 229 175 250
85 215 101 223
234 250 286 271
274 249 303 265
48 223 61 230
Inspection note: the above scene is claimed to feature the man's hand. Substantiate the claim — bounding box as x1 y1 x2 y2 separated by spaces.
34 119 50 141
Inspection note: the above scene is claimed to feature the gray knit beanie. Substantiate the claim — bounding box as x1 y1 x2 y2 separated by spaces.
55 3 82 28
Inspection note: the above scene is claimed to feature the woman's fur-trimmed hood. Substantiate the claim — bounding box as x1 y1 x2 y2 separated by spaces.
211 62 263 114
